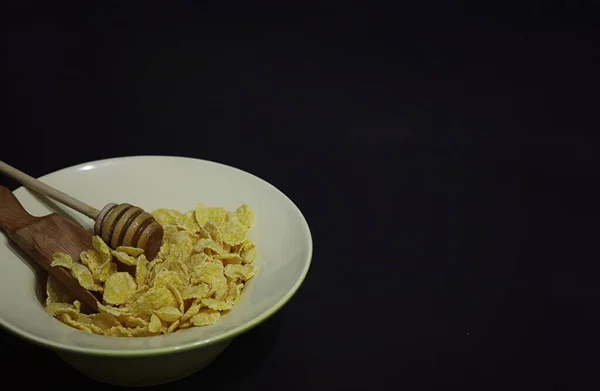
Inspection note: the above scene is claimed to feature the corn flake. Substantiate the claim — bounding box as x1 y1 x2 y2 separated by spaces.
235 204 255 229
116 246 144 257
152 208 183 226
153 270 185 292
92 235 112 263
202 298 233 311
226 281 244 305
193 238 224 255
135 254 149 286
181 301 202 323
191 309 220 326
220 221 247 246
93 260 117 282
215 253 244 264
111 250 138 266
93 312 121 330
181 283 210 300
224 264 258 282
51 253 73 269
80 249 103 272
131 286 177 316
204 221 223 245
71 262 103 291
177 210 200 233
103 272 137 305
155 306 182 323
46 275 73 305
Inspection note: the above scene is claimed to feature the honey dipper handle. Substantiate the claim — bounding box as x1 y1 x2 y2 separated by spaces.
0 160 99 220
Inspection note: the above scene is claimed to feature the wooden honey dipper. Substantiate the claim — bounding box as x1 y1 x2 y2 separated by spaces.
0 160 164 260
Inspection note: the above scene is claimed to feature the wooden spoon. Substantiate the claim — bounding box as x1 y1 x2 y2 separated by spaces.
0 185 99 312
0 160 163 259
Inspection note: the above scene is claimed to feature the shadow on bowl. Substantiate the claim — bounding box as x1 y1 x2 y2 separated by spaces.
27 188 86 228
7 240 47 306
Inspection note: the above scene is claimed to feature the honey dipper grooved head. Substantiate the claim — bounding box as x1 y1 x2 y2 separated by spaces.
94 203 164 260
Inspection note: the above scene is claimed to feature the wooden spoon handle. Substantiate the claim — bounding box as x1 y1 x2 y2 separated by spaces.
0 160 99 220
0 186 38 233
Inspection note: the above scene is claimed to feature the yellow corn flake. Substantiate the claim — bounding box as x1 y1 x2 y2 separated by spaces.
224 264 258 282
105 325 134 337
80 249 103 272
146 261 164 284
192 262 228 300
181 301 202 323
135 254 148 286
188 253 209 269
131 286 177 316
220 220 247 246
204 221 223 245
92 235 112 263
60 312 102 334
195 204 227 227
167 283 185 313
153 270 185 293
192 261 223 285
169 232 197 260
93 312 121 330
177 210 201 233
194 203 208 225
148 313 163 333
130 326 155 337
70 262 102 291
226 281 244 305
240 240 257 263
111 250 137 266
51 253 73 269
191 309 220 326
151 208 183 226
46 302 75 316
196 225 211 240
103 272 137 305
202 298 233 311
235 204 255 229
45 275 73 305
165 256 190 283
155 306 182 323
116 246 144 257
214 280 228 300
167 319 181 333
215 253 244 264
60 313 95 334
93 260 117 282
128 284 150 304
119 315 148 329
208 207 228 226
193 238 224 255
179 321 193 330
157 225 178 258
97 302 130 317
181 283 210 300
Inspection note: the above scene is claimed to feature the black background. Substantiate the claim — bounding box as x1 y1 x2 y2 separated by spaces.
1 2 599 390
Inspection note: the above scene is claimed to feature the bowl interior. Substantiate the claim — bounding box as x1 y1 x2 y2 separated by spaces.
0 156 312 354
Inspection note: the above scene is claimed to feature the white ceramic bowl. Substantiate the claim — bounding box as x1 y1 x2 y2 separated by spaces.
0 156 312 386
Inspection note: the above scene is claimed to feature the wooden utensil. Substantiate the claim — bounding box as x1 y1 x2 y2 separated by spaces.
0 160 163 259
0 185 99 312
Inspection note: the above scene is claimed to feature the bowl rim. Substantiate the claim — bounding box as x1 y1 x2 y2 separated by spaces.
0 155 313 356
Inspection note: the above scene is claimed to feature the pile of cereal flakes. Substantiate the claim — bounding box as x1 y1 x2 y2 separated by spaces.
44 203 258 337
